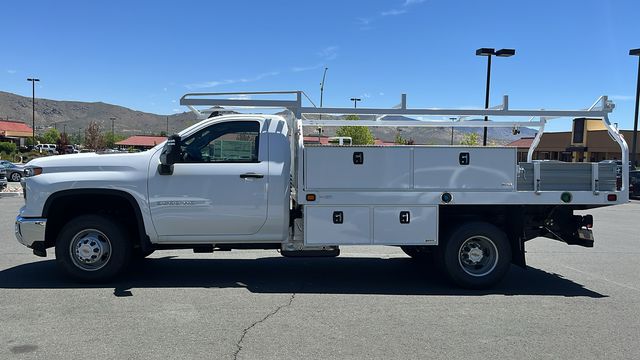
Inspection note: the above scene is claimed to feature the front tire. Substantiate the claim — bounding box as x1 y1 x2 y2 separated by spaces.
55 215 132 282
10 172 21 182
439 222 511 289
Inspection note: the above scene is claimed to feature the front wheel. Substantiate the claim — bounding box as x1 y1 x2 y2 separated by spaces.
439 222 511 289
10 172 21 182
55 215 132 282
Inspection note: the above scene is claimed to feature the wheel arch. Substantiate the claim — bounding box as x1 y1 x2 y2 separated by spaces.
439 205 529 268
42 189 151 253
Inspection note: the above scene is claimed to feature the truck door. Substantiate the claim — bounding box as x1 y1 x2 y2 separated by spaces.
148 119 269 238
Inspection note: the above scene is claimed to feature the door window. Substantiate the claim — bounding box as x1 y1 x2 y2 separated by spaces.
180 121 260 163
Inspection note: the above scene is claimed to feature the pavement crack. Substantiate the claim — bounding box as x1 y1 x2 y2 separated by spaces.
232 293 296 360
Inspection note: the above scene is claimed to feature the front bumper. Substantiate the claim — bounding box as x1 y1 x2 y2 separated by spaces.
15 216 47 248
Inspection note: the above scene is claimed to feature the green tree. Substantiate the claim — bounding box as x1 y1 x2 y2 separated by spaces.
104 132 126 148
41 128 61 144
335 115 374 145
460 132 480 146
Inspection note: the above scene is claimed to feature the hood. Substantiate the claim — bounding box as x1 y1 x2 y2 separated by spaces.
27 151 156 174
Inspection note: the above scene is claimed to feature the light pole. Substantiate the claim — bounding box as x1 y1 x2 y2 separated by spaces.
27 78 40 146
475 48 515 146
320 67 328 108
450 117 457 145
166 116 169 134
110 117 116 135
350 97 361 109
319 67 328 122
630 48 640 167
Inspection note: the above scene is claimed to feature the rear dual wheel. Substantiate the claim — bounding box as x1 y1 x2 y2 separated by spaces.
439 222 512 289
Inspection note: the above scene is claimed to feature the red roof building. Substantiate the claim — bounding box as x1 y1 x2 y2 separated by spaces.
0 120 33 138
115 135 166 149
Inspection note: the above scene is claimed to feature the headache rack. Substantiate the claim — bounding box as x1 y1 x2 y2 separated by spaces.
180 90 630 193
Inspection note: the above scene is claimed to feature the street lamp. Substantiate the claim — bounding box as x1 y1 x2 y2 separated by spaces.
476 48 515 146
110 117 116 135
27 78 40 146
630 48 640 167
320 67 328 108
450 117 457 145
350 97 361 108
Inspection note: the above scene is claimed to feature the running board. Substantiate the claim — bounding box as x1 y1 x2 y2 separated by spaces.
281 247 340 258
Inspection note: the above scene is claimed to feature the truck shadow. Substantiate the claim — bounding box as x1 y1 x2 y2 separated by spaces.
0 256 606 298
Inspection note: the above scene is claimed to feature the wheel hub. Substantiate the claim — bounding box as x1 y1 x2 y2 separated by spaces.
467 247 484 263
75 235 104 264
458 236 499 277
70 229 111 271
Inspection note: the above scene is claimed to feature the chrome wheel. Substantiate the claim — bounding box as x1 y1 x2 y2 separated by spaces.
69 229 112 271
458 235 498 277
10 172 21 182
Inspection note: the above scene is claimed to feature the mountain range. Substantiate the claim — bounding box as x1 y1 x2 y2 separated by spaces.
0 91 535 144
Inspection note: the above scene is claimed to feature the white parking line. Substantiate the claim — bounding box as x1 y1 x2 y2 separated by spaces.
562 265 639 292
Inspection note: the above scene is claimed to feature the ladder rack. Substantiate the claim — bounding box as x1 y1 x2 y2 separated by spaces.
179 91 628 187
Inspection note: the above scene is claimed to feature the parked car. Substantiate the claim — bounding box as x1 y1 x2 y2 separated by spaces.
0 167 6 190
630 170 640 199
0 160 26 182
35 144 57 154
61 145 80 154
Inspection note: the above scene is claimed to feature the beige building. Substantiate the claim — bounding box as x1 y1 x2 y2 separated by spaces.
508 118 639 165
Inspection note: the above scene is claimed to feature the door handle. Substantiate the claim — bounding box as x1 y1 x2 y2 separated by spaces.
240 173 264 179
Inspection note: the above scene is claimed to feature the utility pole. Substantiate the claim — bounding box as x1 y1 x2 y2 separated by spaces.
110 117 116 134
630 48 640 167
166 116 169 134
27 78 40 146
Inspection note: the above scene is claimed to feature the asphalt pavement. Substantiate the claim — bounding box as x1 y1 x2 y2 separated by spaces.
0 196 639 359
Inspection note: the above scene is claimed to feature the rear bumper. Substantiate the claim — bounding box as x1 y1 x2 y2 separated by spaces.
15 216 47 248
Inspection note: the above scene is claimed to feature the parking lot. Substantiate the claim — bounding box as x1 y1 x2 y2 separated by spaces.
0 196 639 359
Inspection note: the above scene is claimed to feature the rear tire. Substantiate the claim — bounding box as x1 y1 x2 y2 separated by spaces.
438 222 511 289
55 215 132 282
10 172 21 182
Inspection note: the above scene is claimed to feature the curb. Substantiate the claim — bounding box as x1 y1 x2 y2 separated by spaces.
0 192 22 198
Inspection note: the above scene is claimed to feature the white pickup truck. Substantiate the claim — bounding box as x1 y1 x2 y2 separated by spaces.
15 91 629 288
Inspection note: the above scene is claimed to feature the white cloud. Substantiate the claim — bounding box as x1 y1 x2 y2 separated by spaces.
403 0 426 6
367 0 426 26
381 9 406 16
7 70 16 74
292 63 324 72
379 92 385 96
318 46 338 60
185 71 280 89
610 95 635 101
362 93 371 99
163 87 168 92
171 99 176 103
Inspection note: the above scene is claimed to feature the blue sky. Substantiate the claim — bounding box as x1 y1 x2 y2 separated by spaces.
2 0 639 132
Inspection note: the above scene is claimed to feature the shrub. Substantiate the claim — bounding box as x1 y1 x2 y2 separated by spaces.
0 142 17 154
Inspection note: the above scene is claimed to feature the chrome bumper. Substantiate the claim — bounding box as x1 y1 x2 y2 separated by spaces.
15 216 47 247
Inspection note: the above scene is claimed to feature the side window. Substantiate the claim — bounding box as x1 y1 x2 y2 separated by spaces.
180 121 260 163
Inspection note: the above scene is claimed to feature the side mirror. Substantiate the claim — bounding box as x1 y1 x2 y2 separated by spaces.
159 134 181 175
